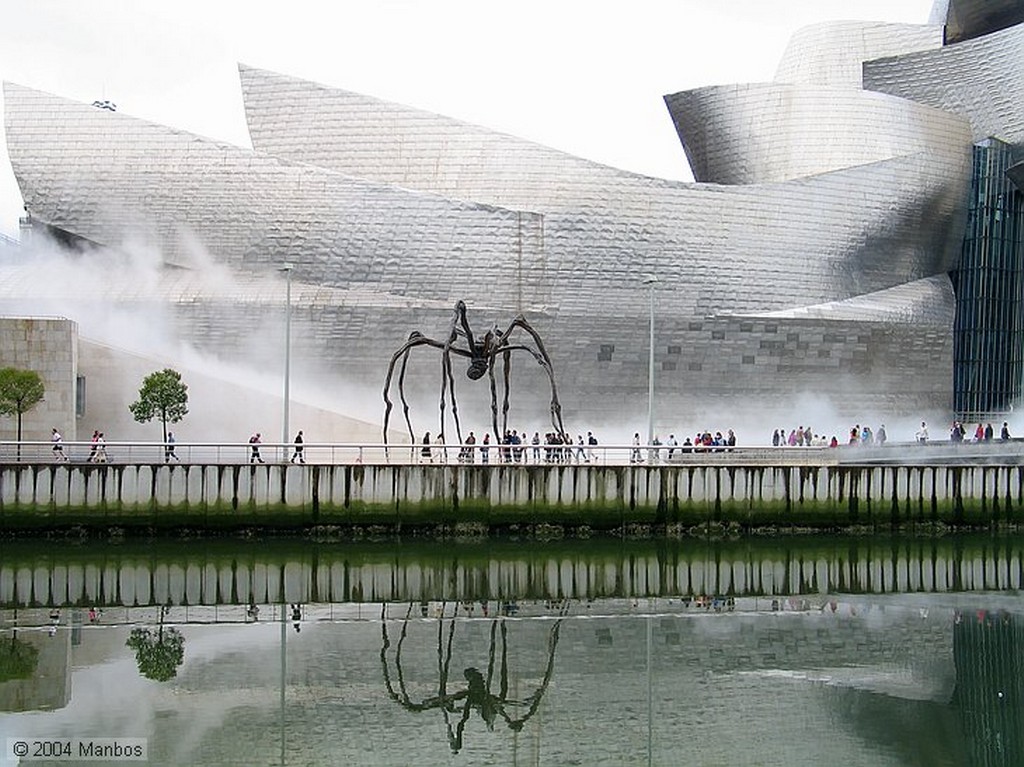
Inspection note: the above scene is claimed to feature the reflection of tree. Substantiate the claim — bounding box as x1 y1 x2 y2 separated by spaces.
380 601 566 754
0 632 39 683
126 620 185 682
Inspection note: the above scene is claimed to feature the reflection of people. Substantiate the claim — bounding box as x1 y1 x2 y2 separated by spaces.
291 430 305 463
247 601 260 620
291 603 302 633
916 422 929 444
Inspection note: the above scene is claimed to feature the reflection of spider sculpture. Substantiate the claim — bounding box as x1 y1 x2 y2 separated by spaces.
383 300 566 445
380 601 567 754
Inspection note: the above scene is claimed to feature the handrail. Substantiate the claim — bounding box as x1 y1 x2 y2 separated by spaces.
0 439 1020 466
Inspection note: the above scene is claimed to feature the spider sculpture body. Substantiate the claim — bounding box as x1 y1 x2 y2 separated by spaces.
383 300 566 445
380 601 566 754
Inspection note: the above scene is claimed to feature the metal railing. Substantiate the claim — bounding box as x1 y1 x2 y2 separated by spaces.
0 439 1020 466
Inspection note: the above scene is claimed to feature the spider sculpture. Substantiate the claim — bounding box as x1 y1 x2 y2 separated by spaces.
380 601 567 754
383 300 566 446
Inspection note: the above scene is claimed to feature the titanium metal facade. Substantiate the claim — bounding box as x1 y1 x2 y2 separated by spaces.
862 3 1024 420
2 1 1022 434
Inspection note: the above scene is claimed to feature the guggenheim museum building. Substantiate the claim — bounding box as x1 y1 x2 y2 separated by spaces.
1 0 1023 442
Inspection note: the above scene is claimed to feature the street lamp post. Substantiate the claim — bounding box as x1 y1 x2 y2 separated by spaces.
643 276 658 450
280 264 293 460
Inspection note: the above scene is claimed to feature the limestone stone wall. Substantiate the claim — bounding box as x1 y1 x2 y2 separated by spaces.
0 317 78 441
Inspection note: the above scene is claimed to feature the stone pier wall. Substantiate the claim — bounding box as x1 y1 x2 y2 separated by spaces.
0 461 1021 531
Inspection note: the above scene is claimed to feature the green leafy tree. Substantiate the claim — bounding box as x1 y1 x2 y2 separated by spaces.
0 367 45 443
125 624 185 682
128 368 189 443
0 632 40 683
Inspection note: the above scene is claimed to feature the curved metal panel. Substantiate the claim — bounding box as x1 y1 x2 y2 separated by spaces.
240 64 638 215
864 22 1024 144
663 83 971 185
724 275 955 325
774 21 943 87
3 79 967 422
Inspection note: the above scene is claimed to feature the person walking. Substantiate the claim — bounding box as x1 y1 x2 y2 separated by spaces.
165 432 180 462
249 432 264 463
93 433 107 463
51 428 68 462
291 430 305 463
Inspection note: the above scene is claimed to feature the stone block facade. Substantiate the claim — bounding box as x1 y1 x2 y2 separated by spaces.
0 316 78 441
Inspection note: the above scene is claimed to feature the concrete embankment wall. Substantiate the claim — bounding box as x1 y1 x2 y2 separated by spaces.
1 461 1022 531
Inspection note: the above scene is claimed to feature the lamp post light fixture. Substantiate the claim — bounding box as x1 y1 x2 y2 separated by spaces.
642 275 658 450
279 263 294 459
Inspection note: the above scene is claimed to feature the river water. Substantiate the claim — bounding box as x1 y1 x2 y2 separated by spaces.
0 534 1021 766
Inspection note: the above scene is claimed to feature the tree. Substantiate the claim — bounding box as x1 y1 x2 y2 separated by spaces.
128 368 189 443
125 623 185 682
0 368 45 458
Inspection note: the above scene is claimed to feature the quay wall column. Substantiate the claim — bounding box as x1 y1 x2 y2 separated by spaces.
0 462 1019 530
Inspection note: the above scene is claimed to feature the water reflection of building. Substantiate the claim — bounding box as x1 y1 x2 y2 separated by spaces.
5 594 1021 764
2 538 1022 609
0 627 70 712
953 610 1024 766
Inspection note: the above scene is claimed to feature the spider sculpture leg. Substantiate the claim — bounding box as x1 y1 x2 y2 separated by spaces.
381 602 468 715
487 364 500 441
485 316 567 439
439 335 466 449
380 603 423 709
383 332 472 445
484 343 537 439
498 618 565 731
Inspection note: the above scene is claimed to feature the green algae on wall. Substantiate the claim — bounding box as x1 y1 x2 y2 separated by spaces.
0 462 1021 532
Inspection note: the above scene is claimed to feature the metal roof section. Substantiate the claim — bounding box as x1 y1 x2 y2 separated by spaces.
663 83 971 185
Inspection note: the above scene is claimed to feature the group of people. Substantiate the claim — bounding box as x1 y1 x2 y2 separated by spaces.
87 430 108 462
846 423 886 446
422 429 602 465
49 427 179 462
772 424 888 448
632 429 738 463
249 430 306 463
773 426 836 447
51 428 109 462
43 416 1019 467
948 420 1010 443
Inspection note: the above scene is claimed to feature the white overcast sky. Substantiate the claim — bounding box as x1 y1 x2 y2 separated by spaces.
0 0 936 238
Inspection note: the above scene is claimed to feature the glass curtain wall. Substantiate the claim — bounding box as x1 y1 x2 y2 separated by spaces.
952 139 1024 420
